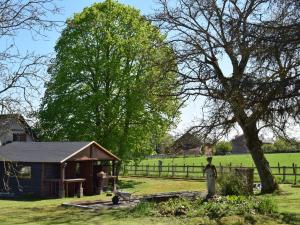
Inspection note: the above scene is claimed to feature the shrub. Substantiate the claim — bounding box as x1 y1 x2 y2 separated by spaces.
129 202 154 216
217 173 249 196
131 195 279 220
255 196 278 215
215 141 232 155
157 198 192 216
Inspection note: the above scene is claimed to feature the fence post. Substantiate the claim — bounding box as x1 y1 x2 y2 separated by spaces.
172 164 175 177
283 166 286 183
229 162 232 172
278 162 280 174
186 165 189 178
293 163 296 185
158 160 162 177
146 164 149 176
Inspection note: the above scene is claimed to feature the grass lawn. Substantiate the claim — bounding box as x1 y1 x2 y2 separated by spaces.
0 177 298 225
140 153 300 167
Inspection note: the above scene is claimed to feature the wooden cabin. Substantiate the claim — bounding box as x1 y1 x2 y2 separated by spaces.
0 141 120 198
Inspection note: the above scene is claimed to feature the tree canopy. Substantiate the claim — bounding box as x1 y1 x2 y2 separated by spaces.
38 0 179 160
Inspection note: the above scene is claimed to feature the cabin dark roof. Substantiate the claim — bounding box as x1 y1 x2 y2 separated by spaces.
0 141 120 163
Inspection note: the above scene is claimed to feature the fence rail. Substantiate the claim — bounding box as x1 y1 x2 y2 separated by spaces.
121 163 299 184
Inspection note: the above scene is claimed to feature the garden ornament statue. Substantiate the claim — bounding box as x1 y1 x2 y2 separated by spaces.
204 156 217 199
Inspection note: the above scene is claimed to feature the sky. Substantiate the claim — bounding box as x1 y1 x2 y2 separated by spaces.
13 0 299 140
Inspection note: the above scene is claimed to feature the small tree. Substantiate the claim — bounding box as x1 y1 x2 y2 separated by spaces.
215 141 232 155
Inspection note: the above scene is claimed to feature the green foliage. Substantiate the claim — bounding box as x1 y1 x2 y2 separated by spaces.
129 202 154 217
38 0 179 160
157 198 193 216
262 138 300 153
217 173 249 196
255 196 278 215
215 141 232 155
134 195 279 220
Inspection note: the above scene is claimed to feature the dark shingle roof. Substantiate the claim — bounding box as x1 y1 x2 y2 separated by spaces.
0 142 92 163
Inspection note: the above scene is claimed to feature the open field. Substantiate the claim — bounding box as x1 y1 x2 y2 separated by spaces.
140 153 300 167
124 153 300 183
0 177 299 225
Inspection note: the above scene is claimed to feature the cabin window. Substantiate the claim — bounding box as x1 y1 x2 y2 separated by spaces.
18 166 31 179
13 133 27 142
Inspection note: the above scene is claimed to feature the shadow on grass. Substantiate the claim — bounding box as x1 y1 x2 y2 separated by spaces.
280 212 300 225
117 179 144 190
23 206 133 225
0 194 48 202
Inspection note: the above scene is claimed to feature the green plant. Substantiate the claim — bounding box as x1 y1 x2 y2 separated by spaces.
157 198 192 216
255 196 278 215
215 141 232 155
129 202 154 216
217 173 249 196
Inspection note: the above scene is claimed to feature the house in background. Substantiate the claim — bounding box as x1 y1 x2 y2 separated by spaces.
0 114 37 145
231 134 274 154
0 141 120 198
231 135 249 154
171 132 202 155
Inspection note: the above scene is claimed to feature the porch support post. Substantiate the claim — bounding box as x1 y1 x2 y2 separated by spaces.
112 161 116 191
40 163 45 197
59 163 66 198
112 161 116 176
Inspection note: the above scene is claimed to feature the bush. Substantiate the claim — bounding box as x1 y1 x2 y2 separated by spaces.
215 141 232 155
157 198 192 216
129 202 154 216
217 173 249 196
130 195 279 220
255 196 278 215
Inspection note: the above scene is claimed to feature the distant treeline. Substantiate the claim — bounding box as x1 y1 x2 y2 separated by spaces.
262 138 300 153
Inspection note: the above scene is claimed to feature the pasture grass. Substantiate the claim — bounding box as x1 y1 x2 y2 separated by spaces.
139 153 300 167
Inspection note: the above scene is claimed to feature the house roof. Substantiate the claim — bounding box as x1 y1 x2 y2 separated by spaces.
0 114 38 141
0 141 120 163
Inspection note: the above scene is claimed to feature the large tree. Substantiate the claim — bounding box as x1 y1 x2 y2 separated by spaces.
155 0 299 193
39 0 179 160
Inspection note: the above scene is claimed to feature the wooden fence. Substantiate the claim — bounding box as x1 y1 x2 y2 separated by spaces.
121 163 299 184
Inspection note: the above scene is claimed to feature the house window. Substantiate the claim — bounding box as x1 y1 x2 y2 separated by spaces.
18 166 31 179
13 133 27 142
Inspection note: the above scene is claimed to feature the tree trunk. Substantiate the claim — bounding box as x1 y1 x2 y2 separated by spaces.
242 124 278 193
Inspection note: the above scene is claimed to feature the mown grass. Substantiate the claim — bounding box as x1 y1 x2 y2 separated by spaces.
0 177 298 225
